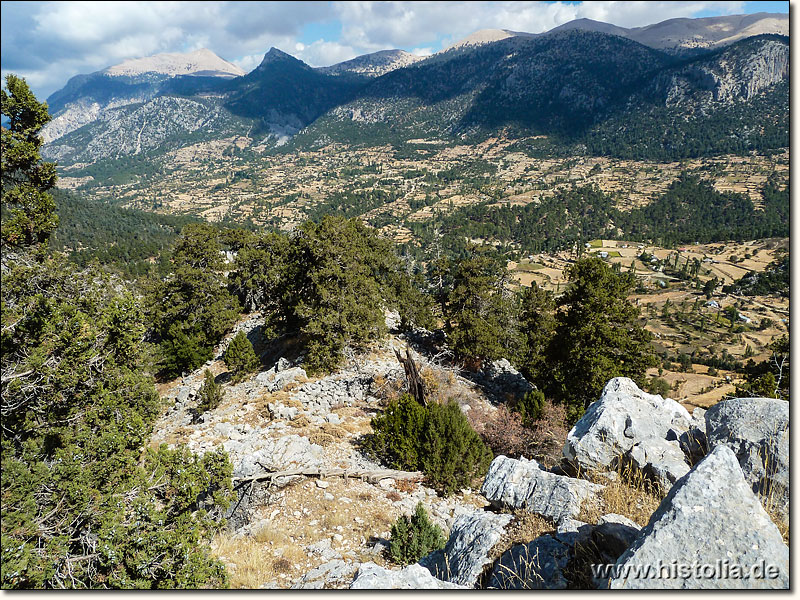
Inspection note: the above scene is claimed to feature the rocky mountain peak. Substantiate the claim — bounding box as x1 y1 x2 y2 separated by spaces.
317 49 424 78
257 47 310 70
103 48 244 78
444 28 534 51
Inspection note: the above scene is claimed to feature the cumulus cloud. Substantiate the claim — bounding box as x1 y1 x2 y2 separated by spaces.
0 0 769 100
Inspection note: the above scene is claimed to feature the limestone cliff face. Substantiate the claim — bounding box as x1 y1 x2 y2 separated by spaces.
657 37 788 107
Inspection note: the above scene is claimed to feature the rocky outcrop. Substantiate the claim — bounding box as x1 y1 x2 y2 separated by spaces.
563 377 691 488
481 455 603 525
704 397 789 526
609 445 789 589
350 563 466 589
291 559 359 589
659 38 788 107
421 511 513 586
590 514 640 565
473 358 535 401
488 535 571 589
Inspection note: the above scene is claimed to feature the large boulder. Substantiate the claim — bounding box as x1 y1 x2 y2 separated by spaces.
488 536 571 590
625 438 691 491
704 397 789 526
609 445 789 589
231 434 324 480
350 563 466 589
481 455 603 525
590 514 640 565
563 377 691 483
421 511 513 586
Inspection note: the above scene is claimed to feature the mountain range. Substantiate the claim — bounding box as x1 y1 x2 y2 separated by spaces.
41 12 788 165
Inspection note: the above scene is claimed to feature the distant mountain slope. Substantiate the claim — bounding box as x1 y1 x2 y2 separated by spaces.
42 49 244 143
547 11 788 52
294 30 673 146
584 35 789 158
317 49 424 77
222 48 368 143
41 14 789 166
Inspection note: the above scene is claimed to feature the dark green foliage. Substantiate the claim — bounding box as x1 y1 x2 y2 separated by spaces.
389 503 446 566
48 189 198 278
620 174 788 245
515 389 545 425
420 400 494 495
148 223 241 377
236 216 431 374
1 74 58 247
724 252 789 297
362 394 427 471
646 377 671 397
546 257 657 424
735 335 789 401
224 331 259 382
366 395 492 496
197 369 224 414
439 246 517 367
1 254 233 588
517 283 556 383
228 230 291 315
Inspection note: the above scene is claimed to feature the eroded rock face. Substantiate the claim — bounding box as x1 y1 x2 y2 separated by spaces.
591 514 640 565
350 563 466 589
488 536 571 590
421 511 513 587
704 397 789 526
481 455 603 525
562 377 691 486
609 445 789 590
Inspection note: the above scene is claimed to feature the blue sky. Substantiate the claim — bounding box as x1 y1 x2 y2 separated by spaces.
0 1 789 101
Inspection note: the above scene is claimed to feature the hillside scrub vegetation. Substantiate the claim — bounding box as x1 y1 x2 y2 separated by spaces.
1 75 234 589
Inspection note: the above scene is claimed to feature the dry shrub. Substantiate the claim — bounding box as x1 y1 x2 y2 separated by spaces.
373 373 403 402
322 510 350 529
334 406 367 418
272 558 292 574
320 423 348 438
470 401 567 469
289 414 310 428
393 478 418 493
386 491 402 502
309 432 336 447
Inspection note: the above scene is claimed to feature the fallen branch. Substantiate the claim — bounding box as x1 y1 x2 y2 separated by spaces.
233 467 423 486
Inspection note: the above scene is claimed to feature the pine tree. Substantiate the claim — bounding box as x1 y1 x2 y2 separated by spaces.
198 368 225 414
546 257 656 424
1 74 58 247
224 331 259 382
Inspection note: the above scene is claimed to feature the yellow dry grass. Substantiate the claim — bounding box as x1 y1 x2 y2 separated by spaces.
579 463 665 528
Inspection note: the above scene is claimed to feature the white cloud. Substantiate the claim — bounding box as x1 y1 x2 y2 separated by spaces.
296 40 360 67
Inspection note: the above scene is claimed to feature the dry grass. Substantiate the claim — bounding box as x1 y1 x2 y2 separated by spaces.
320 423 348 438
333 407 368 418
289 414 310 428
480 511 556 589
211 534 305 589
308 432 336 447
578 463 664 528
393 478 418 493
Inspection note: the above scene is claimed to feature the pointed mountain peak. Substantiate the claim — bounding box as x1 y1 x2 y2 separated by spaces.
257 47 310 70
